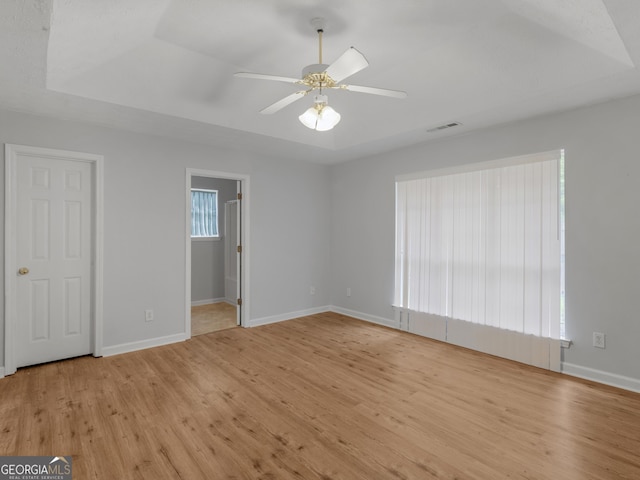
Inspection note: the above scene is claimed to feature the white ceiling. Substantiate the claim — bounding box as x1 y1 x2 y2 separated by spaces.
2 0 640 164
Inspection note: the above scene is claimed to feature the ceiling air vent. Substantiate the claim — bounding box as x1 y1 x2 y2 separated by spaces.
426 122 462 133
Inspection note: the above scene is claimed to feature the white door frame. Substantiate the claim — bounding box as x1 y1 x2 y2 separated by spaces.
4 144 104 376
185 169 250 336
223 199 239 308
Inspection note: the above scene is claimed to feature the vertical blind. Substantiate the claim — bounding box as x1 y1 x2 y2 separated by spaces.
191 189 218 237
395 152 561 339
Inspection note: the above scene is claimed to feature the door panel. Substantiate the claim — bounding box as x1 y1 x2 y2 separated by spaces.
65 200 83 258
31 198 50 259
29 279 50 341
16 155 92 368
64 276 83 335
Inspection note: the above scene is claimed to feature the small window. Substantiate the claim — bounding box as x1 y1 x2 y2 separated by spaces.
191 189 218 238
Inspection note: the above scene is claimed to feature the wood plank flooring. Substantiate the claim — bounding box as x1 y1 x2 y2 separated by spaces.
191 302 237 336
1 312 639 479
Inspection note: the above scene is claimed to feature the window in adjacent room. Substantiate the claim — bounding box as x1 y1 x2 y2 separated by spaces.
191 189 219 239
394 150 565 340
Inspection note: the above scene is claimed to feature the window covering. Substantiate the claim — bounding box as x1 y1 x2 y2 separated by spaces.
191 189 218 237
395 152 561 339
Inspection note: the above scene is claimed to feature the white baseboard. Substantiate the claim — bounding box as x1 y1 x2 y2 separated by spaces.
101 333 188 357
330 306 398 329
191 297 226 306
329 307 640 394
4 306 637 395
246 305 396 329
248 306 331 328
562 363 640 394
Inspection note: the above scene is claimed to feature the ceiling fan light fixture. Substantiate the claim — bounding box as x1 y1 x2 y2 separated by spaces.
235 17 405 124
299 95 341 131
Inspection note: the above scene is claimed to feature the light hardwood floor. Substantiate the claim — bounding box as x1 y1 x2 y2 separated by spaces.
191 302 237 336
1 312 639 479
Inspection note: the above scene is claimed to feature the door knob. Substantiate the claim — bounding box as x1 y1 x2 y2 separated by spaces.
18 267 29 275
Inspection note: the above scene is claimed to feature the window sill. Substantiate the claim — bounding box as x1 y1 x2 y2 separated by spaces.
191 236 222 242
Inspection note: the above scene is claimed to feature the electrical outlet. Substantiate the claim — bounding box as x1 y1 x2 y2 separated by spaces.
145 309 154 322
593 332 605 349
347 287 351 297
310 286 316 295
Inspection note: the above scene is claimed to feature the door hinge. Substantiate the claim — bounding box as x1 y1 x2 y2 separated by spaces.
237 245 242 253
237 192 243 200
237 298 243 306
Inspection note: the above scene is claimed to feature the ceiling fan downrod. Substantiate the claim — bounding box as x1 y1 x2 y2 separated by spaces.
311 17 326 92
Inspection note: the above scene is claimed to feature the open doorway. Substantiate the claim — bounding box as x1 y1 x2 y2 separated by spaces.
185 169 249 337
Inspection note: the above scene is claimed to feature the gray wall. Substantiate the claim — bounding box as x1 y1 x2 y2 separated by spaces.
190 176 237 304
3 92 640 386
0 109 331 362
330 93 640 383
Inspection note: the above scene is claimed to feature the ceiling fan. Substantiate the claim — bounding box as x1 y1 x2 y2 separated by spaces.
235 18 407 131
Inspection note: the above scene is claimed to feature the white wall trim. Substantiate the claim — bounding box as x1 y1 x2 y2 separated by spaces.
248 306 331 328
191 297 226 307
0 367 5 379
93 150 105 358
330 306 398 329
102 333 188 357
328 306 640 394
562 363 640 394
4 144 104 374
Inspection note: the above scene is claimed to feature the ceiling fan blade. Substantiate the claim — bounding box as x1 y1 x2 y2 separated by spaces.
260 91 308 114
342 84 407 99
325 47 369 83
235 72 301 84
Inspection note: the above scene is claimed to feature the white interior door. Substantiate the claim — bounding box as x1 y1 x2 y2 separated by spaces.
224 198 241 325
14 151 93 367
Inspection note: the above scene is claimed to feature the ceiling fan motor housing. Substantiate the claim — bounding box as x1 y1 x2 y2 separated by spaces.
302 64 330 78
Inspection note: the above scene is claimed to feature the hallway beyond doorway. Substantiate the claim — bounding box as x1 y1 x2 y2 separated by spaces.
191 302 237 336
